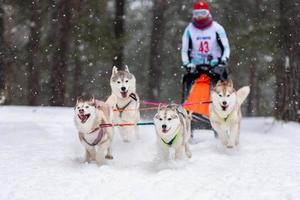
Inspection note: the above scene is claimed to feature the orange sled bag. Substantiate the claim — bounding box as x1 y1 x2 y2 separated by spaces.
184 74 210 117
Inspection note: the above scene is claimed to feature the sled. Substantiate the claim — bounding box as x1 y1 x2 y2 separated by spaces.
182 64 228 131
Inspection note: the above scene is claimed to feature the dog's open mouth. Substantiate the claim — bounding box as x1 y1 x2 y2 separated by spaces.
120 91 128 98
162 127 171 133
221 105 228 111
78 113 90 123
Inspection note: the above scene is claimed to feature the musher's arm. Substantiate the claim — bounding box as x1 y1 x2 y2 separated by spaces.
215 23 230 62
181 26 191 66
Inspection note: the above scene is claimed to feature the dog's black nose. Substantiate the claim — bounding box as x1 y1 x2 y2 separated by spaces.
162 124 167 129
121 87 126 91
222 101 227 106
79 109 84 113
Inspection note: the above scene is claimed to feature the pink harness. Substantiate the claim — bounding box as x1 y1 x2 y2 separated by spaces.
82 128 105 146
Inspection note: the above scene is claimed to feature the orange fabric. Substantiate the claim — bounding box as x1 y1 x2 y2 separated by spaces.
184 74 210 116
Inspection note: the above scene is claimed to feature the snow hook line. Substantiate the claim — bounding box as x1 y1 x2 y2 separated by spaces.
99 122 154 128
113 106 158 112
142 101 212 107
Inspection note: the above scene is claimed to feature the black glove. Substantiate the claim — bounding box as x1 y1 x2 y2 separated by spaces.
208 65 228 81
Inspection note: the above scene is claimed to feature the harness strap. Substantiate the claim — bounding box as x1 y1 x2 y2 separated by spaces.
88 127 100 134
224 113 231 122
129 93 138 101
116 100 132 118
160 133 178 147
116 93 138 118
82 128 105 146
160 126 181 147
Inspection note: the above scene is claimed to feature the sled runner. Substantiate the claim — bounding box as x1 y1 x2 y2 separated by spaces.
182 64 228 131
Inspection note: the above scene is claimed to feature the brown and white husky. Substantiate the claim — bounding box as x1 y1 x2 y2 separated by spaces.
74 96 114 166
209 80 250 148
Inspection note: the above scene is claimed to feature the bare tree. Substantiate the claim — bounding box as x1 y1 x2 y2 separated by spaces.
27 0 41 105
148 0 168 101
113 0 125 70
49 0 72 106
275 0 300 122
0 3 4 93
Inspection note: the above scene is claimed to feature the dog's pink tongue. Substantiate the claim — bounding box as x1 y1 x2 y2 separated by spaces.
121 92 127 98
78 114 86 121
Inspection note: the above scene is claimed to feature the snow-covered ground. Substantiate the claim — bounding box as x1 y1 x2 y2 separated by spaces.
0 106 300 200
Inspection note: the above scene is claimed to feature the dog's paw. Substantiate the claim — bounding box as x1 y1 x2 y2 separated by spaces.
105 155 114 160
123 139 130 143
186 151 192 158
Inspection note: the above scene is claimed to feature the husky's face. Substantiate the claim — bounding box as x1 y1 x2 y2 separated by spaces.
211 80 237 112
74 98 96 124
110 66 136 99
154 105 181 135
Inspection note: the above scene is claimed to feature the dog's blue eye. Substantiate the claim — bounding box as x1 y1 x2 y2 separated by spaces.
85 106 89 109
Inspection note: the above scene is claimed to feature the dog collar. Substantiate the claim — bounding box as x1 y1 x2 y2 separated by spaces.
160 126 181 147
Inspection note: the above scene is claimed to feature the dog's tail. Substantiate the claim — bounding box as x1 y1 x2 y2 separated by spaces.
236 86 250 105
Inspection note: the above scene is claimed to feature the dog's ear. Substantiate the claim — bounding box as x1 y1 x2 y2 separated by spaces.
76 96 82 104
112 66 118 75
89 95 96 106
157 103 163 111
216 80 222 88
124 65 130 73
227 79 233 87
154 113 160 120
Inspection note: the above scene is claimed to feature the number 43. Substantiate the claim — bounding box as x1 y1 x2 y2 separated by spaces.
199 41 209 53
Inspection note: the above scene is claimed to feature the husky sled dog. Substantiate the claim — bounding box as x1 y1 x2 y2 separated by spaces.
74 96 114 166
154 104 192 160
209 80 250 148
106 66 140 142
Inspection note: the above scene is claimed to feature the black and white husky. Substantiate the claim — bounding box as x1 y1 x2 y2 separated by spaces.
106 66 140 142
154 104 192 160
74 96 114 166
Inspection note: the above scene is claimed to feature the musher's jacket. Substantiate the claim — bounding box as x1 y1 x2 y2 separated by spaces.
181 21 230 66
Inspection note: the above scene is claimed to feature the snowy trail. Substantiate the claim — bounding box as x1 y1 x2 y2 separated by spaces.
0 106 300 200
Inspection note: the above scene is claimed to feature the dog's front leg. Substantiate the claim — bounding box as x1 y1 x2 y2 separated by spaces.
84 147 96 163
95 146 106 166
119 126 131 142
157 140 169 161
228 123 239 148
135 124 140 140
212 123 228 146
185 143 192 158
105 146 114 160
235 123 241 146
84 149 91 163
175 145 185 160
